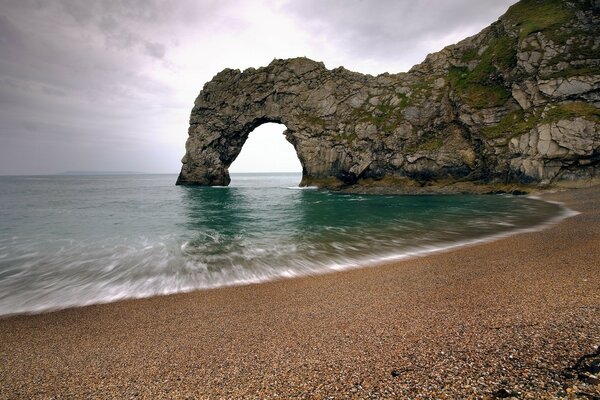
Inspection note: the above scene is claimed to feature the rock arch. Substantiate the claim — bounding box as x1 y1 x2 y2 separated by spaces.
177 58 368 187
178 1 600 192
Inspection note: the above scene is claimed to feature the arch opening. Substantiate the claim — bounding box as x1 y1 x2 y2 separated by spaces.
228 122 302 186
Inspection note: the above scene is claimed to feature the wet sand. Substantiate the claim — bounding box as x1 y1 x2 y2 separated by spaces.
0 186 599 399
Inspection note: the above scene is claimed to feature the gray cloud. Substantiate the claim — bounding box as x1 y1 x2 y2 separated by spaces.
0 15 22 46
0 0 519 175
283 0 517 70
144 41 166 59
0 0 218 174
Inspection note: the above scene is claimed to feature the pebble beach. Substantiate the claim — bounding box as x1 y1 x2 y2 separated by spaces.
0 185 599 399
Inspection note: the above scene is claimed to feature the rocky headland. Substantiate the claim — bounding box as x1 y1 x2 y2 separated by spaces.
177 0 599 193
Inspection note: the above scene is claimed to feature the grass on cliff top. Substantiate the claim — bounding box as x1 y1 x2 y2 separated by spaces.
503 0 576 41
483 102 600 139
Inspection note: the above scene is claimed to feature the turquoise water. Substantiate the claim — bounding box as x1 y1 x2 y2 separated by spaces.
0 173 567 316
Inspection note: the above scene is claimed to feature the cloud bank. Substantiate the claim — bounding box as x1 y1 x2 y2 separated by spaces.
0 0 516 174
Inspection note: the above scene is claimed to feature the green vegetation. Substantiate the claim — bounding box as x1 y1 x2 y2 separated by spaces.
540 37 600 79
406 77 447 105
482 110 537 139
460 47 479 63
449 67 512 109
503 0 575 41
566 38 600 60
483 102 600 139
450 33 516 109
541 65 600 80
299 114 327 126
410 80 434 98
545 102 600 122
333 132 358 144
351 96 406 134
396 93 410 108
417 138 444 152
478 36 518 74
405 133 444 153
503 1 595 80
458 35 517 79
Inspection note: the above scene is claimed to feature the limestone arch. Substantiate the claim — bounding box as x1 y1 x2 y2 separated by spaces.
176 58 352 187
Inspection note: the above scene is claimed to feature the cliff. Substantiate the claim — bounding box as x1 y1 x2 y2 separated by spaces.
177 0 599 193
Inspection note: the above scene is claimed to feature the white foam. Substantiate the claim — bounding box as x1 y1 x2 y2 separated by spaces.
286 186 318 190
0 196 577 318
331 198 579 270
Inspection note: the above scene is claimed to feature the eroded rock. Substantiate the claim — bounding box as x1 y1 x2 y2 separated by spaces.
178 0 600 191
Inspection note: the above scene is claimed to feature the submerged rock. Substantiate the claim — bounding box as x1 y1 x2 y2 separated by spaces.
178 0 600 192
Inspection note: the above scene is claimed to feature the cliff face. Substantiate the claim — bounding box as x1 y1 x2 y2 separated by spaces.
177 0 599 192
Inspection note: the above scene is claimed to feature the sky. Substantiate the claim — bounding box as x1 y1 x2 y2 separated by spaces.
0 0 517 175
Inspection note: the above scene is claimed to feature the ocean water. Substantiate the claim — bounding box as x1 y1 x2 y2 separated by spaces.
0 173 569 316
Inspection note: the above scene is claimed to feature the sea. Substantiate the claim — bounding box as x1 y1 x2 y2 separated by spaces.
0 173 571 316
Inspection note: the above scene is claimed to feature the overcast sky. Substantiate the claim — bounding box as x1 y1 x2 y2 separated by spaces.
0 0 517 175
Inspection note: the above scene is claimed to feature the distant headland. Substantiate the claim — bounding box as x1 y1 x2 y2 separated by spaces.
178 0 599 193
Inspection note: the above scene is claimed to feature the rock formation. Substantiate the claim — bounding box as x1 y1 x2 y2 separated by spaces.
177 0 599 192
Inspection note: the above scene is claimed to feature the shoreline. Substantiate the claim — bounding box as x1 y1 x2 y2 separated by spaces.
0 192 575 319
0 185 599 398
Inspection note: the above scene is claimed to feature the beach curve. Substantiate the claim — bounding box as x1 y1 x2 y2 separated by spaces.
0 185 598 398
